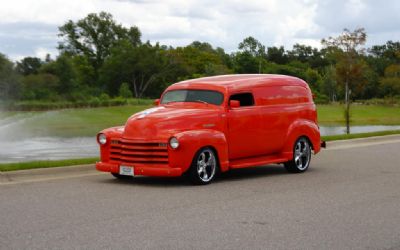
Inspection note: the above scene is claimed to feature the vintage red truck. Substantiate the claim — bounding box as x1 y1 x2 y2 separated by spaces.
96 74 323 184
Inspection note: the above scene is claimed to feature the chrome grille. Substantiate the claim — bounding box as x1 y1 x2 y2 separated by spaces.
110 139 168 165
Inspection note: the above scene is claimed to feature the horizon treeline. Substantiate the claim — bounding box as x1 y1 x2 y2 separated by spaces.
1 12 400 105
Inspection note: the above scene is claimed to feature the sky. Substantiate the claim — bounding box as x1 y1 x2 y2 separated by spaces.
0 0 399 61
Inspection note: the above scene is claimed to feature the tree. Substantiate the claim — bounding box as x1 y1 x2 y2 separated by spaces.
99 40 177 98
321 66 338 102
233 51 260 73
288 44 329 70
21 74 59 100
288 44 313 62
379 64 400 96
16 57 43 75
58 12 141 81
322 28 367 134
0 53 21 101
368 41 400 77
267 46 288 64
238 37 266 73
40 54 78 98
305 68 322 92
119 82 133 98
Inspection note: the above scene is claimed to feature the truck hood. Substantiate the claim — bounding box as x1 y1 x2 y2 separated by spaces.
123 106 222 141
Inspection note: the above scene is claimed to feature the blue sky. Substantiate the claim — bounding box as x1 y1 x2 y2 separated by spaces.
1 0 399 61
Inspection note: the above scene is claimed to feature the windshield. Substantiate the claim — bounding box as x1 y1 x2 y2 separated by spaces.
161 90 224 105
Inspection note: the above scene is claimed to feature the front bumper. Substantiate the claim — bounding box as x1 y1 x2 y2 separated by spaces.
96 162 183 177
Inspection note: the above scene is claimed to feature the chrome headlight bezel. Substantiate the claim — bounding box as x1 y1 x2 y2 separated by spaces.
169 137 179 149
98 133 107 145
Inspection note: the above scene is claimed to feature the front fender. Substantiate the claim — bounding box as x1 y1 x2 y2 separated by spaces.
168 129 229 173
98 126 124 162
282 119 321 159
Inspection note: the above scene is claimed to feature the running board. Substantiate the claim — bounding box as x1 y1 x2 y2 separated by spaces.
229 154 289 169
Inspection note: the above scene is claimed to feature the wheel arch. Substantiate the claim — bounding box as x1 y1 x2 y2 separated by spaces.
282 119 321 160
168 129 229 173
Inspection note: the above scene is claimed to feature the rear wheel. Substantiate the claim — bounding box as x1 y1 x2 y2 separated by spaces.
188 147 218 185
284 137 311 173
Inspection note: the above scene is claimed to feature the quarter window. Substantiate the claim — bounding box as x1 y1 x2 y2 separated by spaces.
229 93 255 106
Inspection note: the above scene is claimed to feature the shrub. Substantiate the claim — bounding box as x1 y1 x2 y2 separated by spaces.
89 97 101 107
99 93 110 106
119 82 133 99
314 92 330 104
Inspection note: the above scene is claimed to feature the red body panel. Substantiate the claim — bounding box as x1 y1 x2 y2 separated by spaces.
96 74 322 177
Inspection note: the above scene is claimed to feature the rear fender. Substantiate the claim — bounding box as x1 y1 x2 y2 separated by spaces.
168 130 229 173
282 120 321 160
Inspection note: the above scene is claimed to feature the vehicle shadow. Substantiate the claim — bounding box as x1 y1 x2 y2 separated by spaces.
217 164 288 183
98 164 299 187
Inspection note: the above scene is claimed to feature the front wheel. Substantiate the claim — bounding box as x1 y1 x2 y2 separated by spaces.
188 147 218 185
284 137 311 173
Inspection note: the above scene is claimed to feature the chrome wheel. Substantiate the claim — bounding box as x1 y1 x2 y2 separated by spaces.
294 138 311 171
196 149 217 183
284 137 312 173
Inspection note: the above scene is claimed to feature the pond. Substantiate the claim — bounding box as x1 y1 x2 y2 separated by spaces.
320 125 400 136
1 115 400 163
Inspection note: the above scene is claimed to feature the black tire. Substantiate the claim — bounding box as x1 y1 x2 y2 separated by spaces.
111 173 133 179
284 137 311 173
187 147 219 185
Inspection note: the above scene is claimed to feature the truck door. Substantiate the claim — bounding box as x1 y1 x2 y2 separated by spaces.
227 92 268 160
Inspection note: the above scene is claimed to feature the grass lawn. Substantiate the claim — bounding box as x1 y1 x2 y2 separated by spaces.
0 157 99 172
317 104 400 125
1 105 151 137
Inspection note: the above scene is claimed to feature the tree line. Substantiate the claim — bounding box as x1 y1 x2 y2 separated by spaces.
1 12 400 105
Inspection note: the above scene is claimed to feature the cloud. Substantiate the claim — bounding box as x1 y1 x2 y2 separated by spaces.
0 0 399 60
313 0 400 43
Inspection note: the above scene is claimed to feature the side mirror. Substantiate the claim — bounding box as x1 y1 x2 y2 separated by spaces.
154 99 160 106
229 100 240 108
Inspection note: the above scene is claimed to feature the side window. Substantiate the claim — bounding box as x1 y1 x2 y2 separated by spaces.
229 93 255 106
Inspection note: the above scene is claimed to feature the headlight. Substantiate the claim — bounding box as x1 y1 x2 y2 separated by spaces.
98 133 107 145
169 137 179 149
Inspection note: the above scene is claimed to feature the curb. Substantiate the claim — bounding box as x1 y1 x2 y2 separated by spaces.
326 134 400 150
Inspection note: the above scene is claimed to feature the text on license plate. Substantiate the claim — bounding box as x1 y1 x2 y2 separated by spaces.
119 165 134 176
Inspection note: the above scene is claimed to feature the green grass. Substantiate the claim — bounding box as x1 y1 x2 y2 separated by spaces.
317 104 400 125
1 105 151 138
322 130 400 141
1 97 154 111
0 157 99 172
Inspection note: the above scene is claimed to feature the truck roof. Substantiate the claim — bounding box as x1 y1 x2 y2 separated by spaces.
168 74 309 92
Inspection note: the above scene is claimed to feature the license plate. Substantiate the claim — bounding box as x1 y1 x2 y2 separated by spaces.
119 165 134 176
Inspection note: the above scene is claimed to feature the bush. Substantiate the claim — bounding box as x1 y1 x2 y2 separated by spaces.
356 97 400 106
89 97 101 107
109 97 128 106
119 82 133 99
314 92 330 104
127 98 154 105
99 93 110 106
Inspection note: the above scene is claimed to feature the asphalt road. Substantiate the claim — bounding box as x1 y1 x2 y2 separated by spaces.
1 138 400 250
